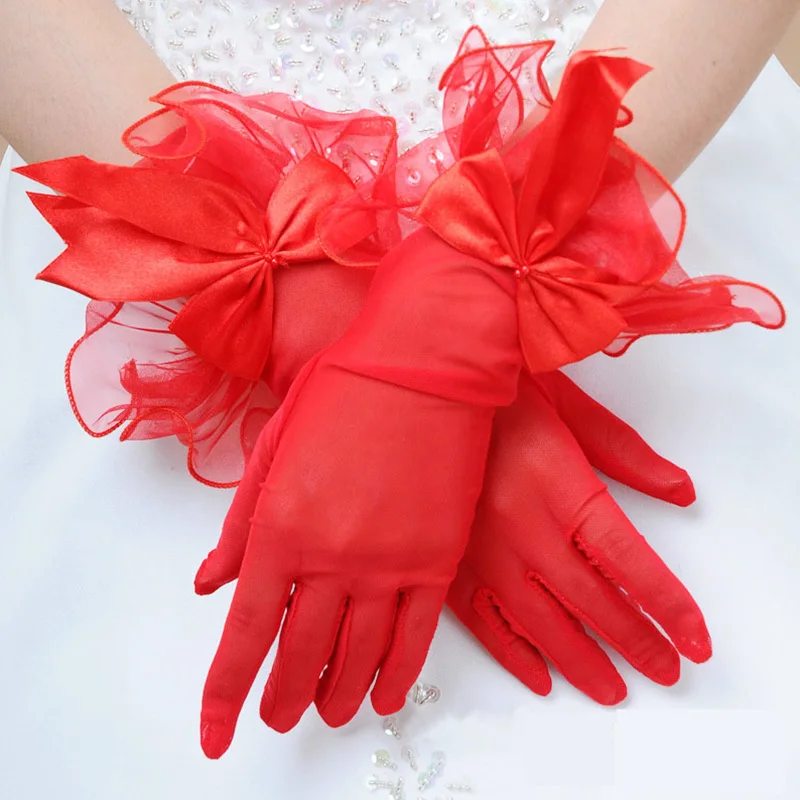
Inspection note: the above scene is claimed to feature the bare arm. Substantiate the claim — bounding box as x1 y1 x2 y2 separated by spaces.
776 5 800 83
0 0 172 164
576 0 800 181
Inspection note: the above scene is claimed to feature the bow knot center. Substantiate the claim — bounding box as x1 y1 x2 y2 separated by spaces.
514 264 534 280
264 250 288 269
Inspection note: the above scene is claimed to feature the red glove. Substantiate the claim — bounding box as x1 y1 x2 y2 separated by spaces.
448 371 708 704
16 85 400 487
197 222 518 755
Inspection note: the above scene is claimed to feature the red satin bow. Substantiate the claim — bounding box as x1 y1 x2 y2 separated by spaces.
20 152 355 381
417 53 676 374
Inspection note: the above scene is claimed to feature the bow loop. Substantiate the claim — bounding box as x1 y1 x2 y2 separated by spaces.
517 273 628 373
265 153 357 263
415 148 523 270
514 53 650 257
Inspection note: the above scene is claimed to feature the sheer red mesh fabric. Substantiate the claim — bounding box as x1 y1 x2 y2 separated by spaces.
445 370 708 707
602 146 784 352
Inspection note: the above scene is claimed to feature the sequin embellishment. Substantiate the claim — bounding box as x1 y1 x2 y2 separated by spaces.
116 0 599 146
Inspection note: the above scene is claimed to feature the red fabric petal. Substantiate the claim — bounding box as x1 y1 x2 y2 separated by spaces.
266 154 356 260
125 82 398 207
608 275 786 356
518 274 627 373
552 145 682 288
440 27 553 159
414 149 522 269
63 300 276 487
171 260 274 381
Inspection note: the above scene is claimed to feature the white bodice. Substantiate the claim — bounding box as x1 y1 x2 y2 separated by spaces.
115 0 600 147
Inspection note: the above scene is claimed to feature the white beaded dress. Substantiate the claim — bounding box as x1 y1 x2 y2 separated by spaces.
1 2 800 798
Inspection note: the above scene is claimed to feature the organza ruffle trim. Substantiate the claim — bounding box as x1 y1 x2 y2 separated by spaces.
18 26 784 486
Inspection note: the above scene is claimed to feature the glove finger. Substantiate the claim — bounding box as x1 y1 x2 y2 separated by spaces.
573 495 712 663
370 586 447 717
536 371 695 507
535 520 681 686
260 582 348 734
315 594 397 728
446 564 551 696
194 418 280 596
200 563 292 759
449 561 626 705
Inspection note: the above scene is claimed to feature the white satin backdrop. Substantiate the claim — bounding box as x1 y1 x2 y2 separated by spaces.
0 58 799 800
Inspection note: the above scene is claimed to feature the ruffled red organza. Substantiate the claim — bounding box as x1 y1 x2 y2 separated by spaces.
18 27 548 487
320 41 784 374
19 27 784 485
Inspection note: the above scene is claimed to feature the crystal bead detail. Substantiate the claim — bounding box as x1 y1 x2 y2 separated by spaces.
417 750 447 791
365 684 474 797
409 682 441 705
365 774 395 791
372 749 398 770
383 716 402 738
400 744 418 770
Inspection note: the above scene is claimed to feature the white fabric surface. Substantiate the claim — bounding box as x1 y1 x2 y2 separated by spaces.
1 6 800 799
113 0 600 146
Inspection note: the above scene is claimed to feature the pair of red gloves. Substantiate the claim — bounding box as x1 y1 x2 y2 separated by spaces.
21 32 782 759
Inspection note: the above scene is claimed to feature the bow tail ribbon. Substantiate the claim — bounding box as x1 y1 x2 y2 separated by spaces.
19 157 265 300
